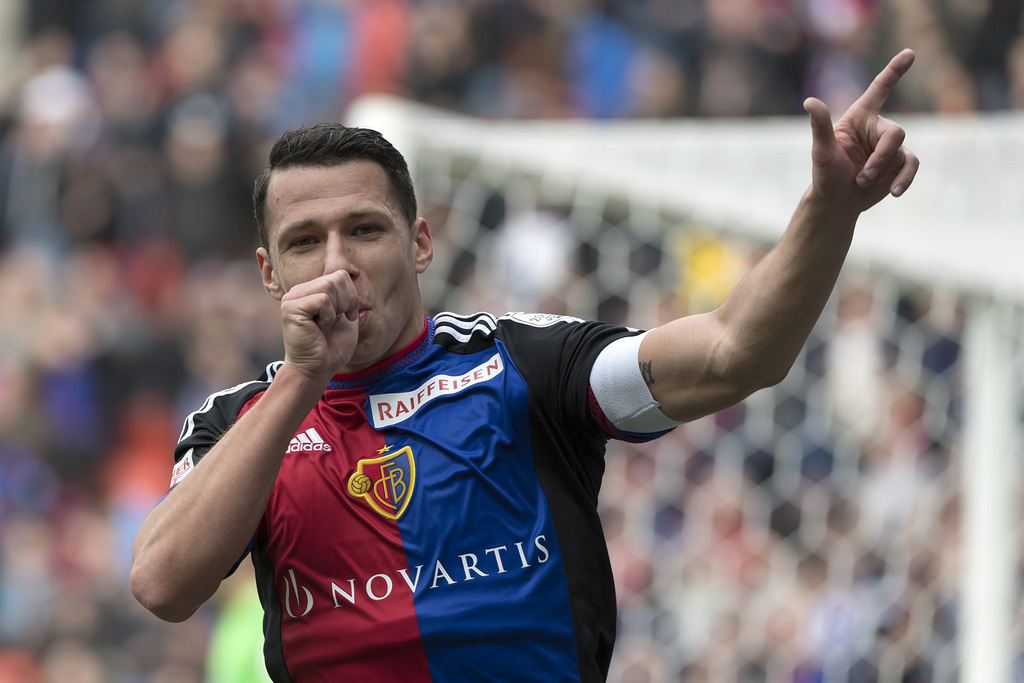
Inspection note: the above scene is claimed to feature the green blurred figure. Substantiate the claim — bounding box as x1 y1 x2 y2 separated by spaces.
206 571 271 683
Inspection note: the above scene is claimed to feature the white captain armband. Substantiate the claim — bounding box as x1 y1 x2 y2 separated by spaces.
590 331 683 434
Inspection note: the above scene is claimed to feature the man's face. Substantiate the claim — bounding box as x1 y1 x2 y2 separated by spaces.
256 160 432 373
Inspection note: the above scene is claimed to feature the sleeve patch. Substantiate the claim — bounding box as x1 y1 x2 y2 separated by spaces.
169 448 195 487
501 312 585 327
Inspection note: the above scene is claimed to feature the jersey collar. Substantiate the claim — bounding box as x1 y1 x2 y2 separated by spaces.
325 316 434 390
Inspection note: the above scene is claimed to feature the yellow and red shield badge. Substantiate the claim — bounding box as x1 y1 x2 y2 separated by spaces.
347 446 416 520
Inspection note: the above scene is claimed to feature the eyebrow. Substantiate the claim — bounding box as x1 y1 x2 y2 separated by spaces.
274 219 316 248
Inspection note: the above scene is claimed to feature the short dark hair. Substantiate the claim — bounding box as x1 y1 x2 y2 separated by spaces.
252 123 417 249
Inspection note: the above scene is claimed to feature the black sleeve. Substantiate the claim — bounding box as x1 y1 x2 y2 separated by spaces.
171 364 279 483
494 313 644 439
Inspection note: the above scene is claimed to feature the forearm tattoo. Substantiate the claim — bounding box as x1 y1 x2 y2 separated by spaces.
640 360 654 386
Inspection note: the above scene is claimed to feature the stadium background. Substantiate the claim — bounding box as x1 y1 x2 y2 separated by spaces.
0 0 1020 681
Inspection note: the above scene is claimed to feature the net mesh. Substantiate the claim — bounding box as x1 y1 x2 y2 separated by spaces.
413 147 970 682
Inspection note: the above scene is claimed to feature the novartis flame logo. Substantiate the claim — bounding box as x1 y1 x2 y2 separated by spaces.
282 568 313 618
347 445 416 520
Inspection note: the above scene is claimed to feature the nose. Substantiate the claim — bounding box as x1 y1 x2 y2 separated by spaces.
323 232 359 279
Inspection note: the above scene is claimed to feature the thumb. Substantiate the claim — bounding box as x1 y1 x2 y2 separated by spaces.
803 97 836 161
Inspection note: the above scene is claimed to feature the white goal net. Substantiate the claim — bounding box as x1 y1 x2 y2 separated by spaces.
350 97 1024 683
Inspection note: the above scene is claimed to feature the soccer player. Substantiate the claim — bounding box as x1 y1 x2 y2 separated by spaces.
130 50 919 681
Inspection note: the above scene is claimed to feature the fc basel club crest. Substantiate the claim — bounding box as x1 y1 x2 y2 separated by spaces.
347 445 416 520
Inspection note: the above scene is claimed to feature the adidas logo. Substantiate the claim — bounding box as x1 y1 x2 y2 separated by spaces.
287 427 333 453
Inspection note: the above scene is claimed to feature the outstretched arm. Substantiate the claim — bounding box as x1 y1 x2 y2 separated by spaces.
642 49 919 422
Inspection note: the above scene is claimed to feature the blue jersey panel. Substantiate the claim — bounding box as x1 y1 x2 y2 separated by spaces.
367 340 581 681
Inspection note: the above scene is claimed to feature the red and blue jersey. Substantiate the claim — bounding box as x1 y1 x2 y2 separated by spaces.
173 312 670 682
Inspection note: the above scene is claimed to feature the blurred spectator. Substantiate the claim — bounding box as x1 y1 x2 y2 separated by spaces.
566 3 640 119
0 28 103 254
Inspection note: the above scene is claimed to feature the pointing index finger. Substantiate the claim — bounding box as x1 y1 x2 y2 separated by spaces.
854 49 915 114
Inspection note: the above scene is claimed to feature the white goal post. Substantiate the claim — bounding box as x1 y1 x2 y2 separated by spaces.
347 95 1024 682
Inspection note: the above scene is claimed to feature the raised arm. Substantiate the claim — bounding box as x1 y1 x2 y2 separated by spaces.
129 268 359 621
642 49 919 422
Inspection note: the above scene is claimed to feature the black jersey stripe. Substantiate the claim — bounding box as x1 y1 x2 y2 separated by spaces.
177 360 283 442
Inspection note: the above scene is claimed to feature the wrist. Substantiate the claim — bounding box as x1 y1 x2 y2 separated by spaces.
801 184 861 228
271 361 334 404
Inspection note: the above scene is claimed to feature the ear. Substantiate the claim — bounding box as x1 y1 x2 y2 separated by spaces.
256 247 285 300
412 218 433 274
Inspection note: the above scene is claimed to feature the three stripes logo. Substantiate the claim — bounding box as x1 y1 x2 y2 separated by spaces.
287 427 333 453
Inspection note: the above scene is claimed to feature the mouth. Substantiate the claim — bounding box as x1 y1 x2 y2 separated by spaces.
357 307 370 328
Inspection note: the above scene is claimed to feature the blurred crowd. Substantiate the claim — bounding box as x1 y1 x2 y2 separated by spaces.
0 0 1019 680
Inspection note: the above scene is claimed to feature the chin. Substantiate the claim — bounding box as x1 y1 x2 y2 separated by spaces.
349 340 386 370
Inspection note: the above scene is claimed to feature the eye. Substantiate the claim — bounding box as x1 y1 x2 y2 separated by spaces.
354 224 380 236
290 235 318 248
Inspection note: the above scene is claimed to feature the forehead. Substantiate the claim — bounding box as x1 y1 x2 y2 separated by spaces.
264 160 398 235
